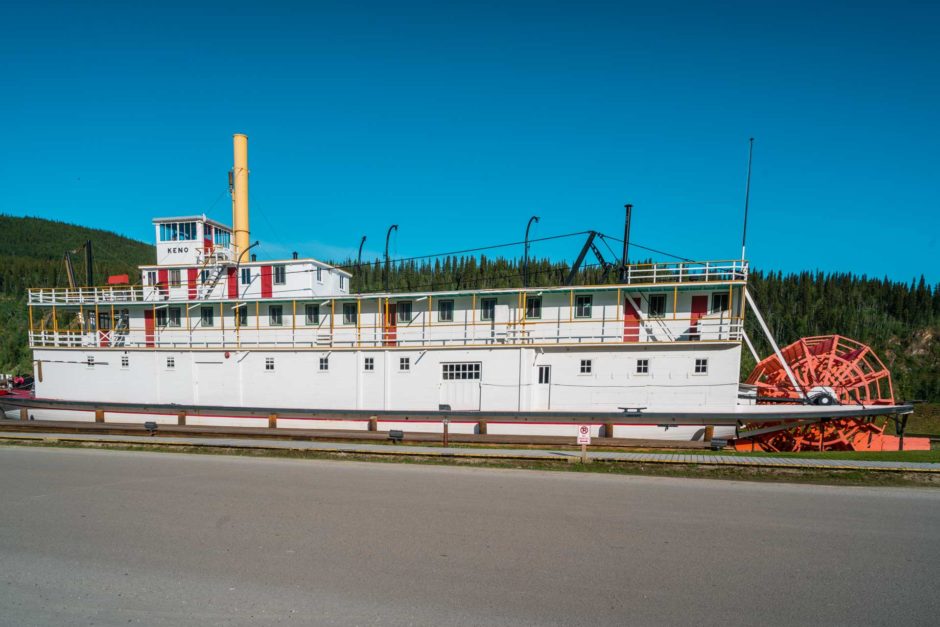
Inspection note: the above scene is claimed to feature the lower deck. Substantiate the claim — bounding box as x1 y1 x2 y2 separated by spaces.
32 343 743 413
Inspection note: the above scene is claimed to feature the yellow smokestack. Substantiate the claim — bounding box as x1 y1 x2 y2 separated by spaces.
232 133 250 262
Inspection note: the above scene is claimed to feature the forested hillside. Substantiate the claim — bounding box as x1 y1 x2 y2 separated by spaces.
0 215 154 372
1 215 937 401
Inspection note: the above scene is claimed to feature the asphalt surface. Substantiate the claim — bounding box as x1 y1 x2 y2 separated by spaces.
1 447 939 626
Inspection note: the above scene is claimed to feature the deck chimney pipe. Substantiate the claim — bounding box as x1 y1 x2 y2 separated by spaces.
232 134 250 263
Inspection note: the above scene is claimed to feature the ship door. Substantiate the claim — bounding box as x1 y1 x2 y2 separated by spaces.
384 303 397 347
623 297 641 342
690 296 708 341
97 312 111 348
532 365 552 410
143 309 155 348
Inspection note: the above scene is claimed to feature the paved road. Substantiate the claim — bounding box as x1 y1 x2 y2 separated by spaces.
1 447 938 626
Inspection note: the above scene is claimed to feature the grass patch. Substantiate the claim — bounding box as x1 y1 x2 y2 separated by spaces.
3 438 939 489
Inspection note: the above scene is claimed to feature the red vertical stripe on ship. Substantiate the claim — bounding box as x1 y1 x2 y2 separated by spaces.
187 268 198 300
623 297 641 343
260 266 273 298
690 295 708 341
157 269 169 296
227 267 238 298
143 310 155 347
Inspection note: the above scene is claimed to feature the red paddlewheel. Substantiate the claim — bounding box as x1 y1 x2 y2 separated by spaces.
740 335 896 452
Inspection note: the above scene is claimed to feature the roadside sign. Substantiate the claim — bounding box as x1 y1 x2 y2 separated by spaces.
577 425 591 445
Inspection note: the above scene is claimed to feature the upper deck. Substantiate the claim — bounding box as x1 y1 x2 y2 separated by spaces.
28 259 746 306
26 260 748 350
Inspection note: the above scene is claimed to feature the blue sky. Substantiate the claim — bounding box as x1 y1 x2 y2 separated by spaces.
2 0 937 282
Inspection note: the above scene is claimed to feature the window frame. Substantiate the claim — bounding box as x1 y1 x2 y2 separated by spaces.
480 298 497 321
342 303 357 325
265 357 275 371
648 294 667 318
694 358 708 375
397 301 413 323
240 267 252 285
364 357 375 372
438 299 454 322
166 356 175 369
273 265 287 285
200 306 214 327
636 358 650 375
167 307 181 328
575 295 593 318
400 357 411 372
319 356 329 371
579 359 592 374
525 295 542 320
120 355 129 368
441 362 482 380
305 304 320 325
712 292 729 313
269 305 283 327
156 308 168 328
236 306 248 327
538 365 551 384
168 269 181 287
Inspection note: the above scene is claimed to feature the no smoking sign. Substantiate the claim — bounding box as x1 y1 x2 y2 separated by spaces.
576 425 591 445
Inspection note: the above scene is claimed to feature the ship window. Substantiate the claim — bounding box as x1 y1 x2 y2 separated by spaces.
442 363 481 380
400 357 410 371
168 269 181 287
214 229 230 247
236 306 248 326
343 303 357 325
86 355 95 368
575 295 592 318
316 267 323 282
273 265 286 285
166 356 175 369
200 269 210 284
168 307 181 328
538 365 551 384
364 357 374 372
200 306 214 327
712 293 729 312
269 305 283 326
146 271 157 286
694 358 708 374
649 294 667 318
438 299 454 322
156 308 168 327
480 298 496 321
340 275 346 291
121 355 129 368
526 296 542 319
319 356 329 371
265 357 275 371
397 301 412 323
580 359 592 374
241 268 252 285
305 304 320 325
179 222 196 241
636 359 649 374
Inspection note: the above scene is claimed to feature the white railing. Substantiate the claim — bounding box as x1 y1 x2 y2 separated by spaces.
29 317 743 350
27 259 748 306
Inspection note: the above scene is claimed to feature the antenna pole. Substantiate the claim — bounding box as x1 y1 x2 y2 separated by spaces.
357 236 367 294
524 215 540 288
741 138 754 260
620 204 632 282
384 224 398 292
